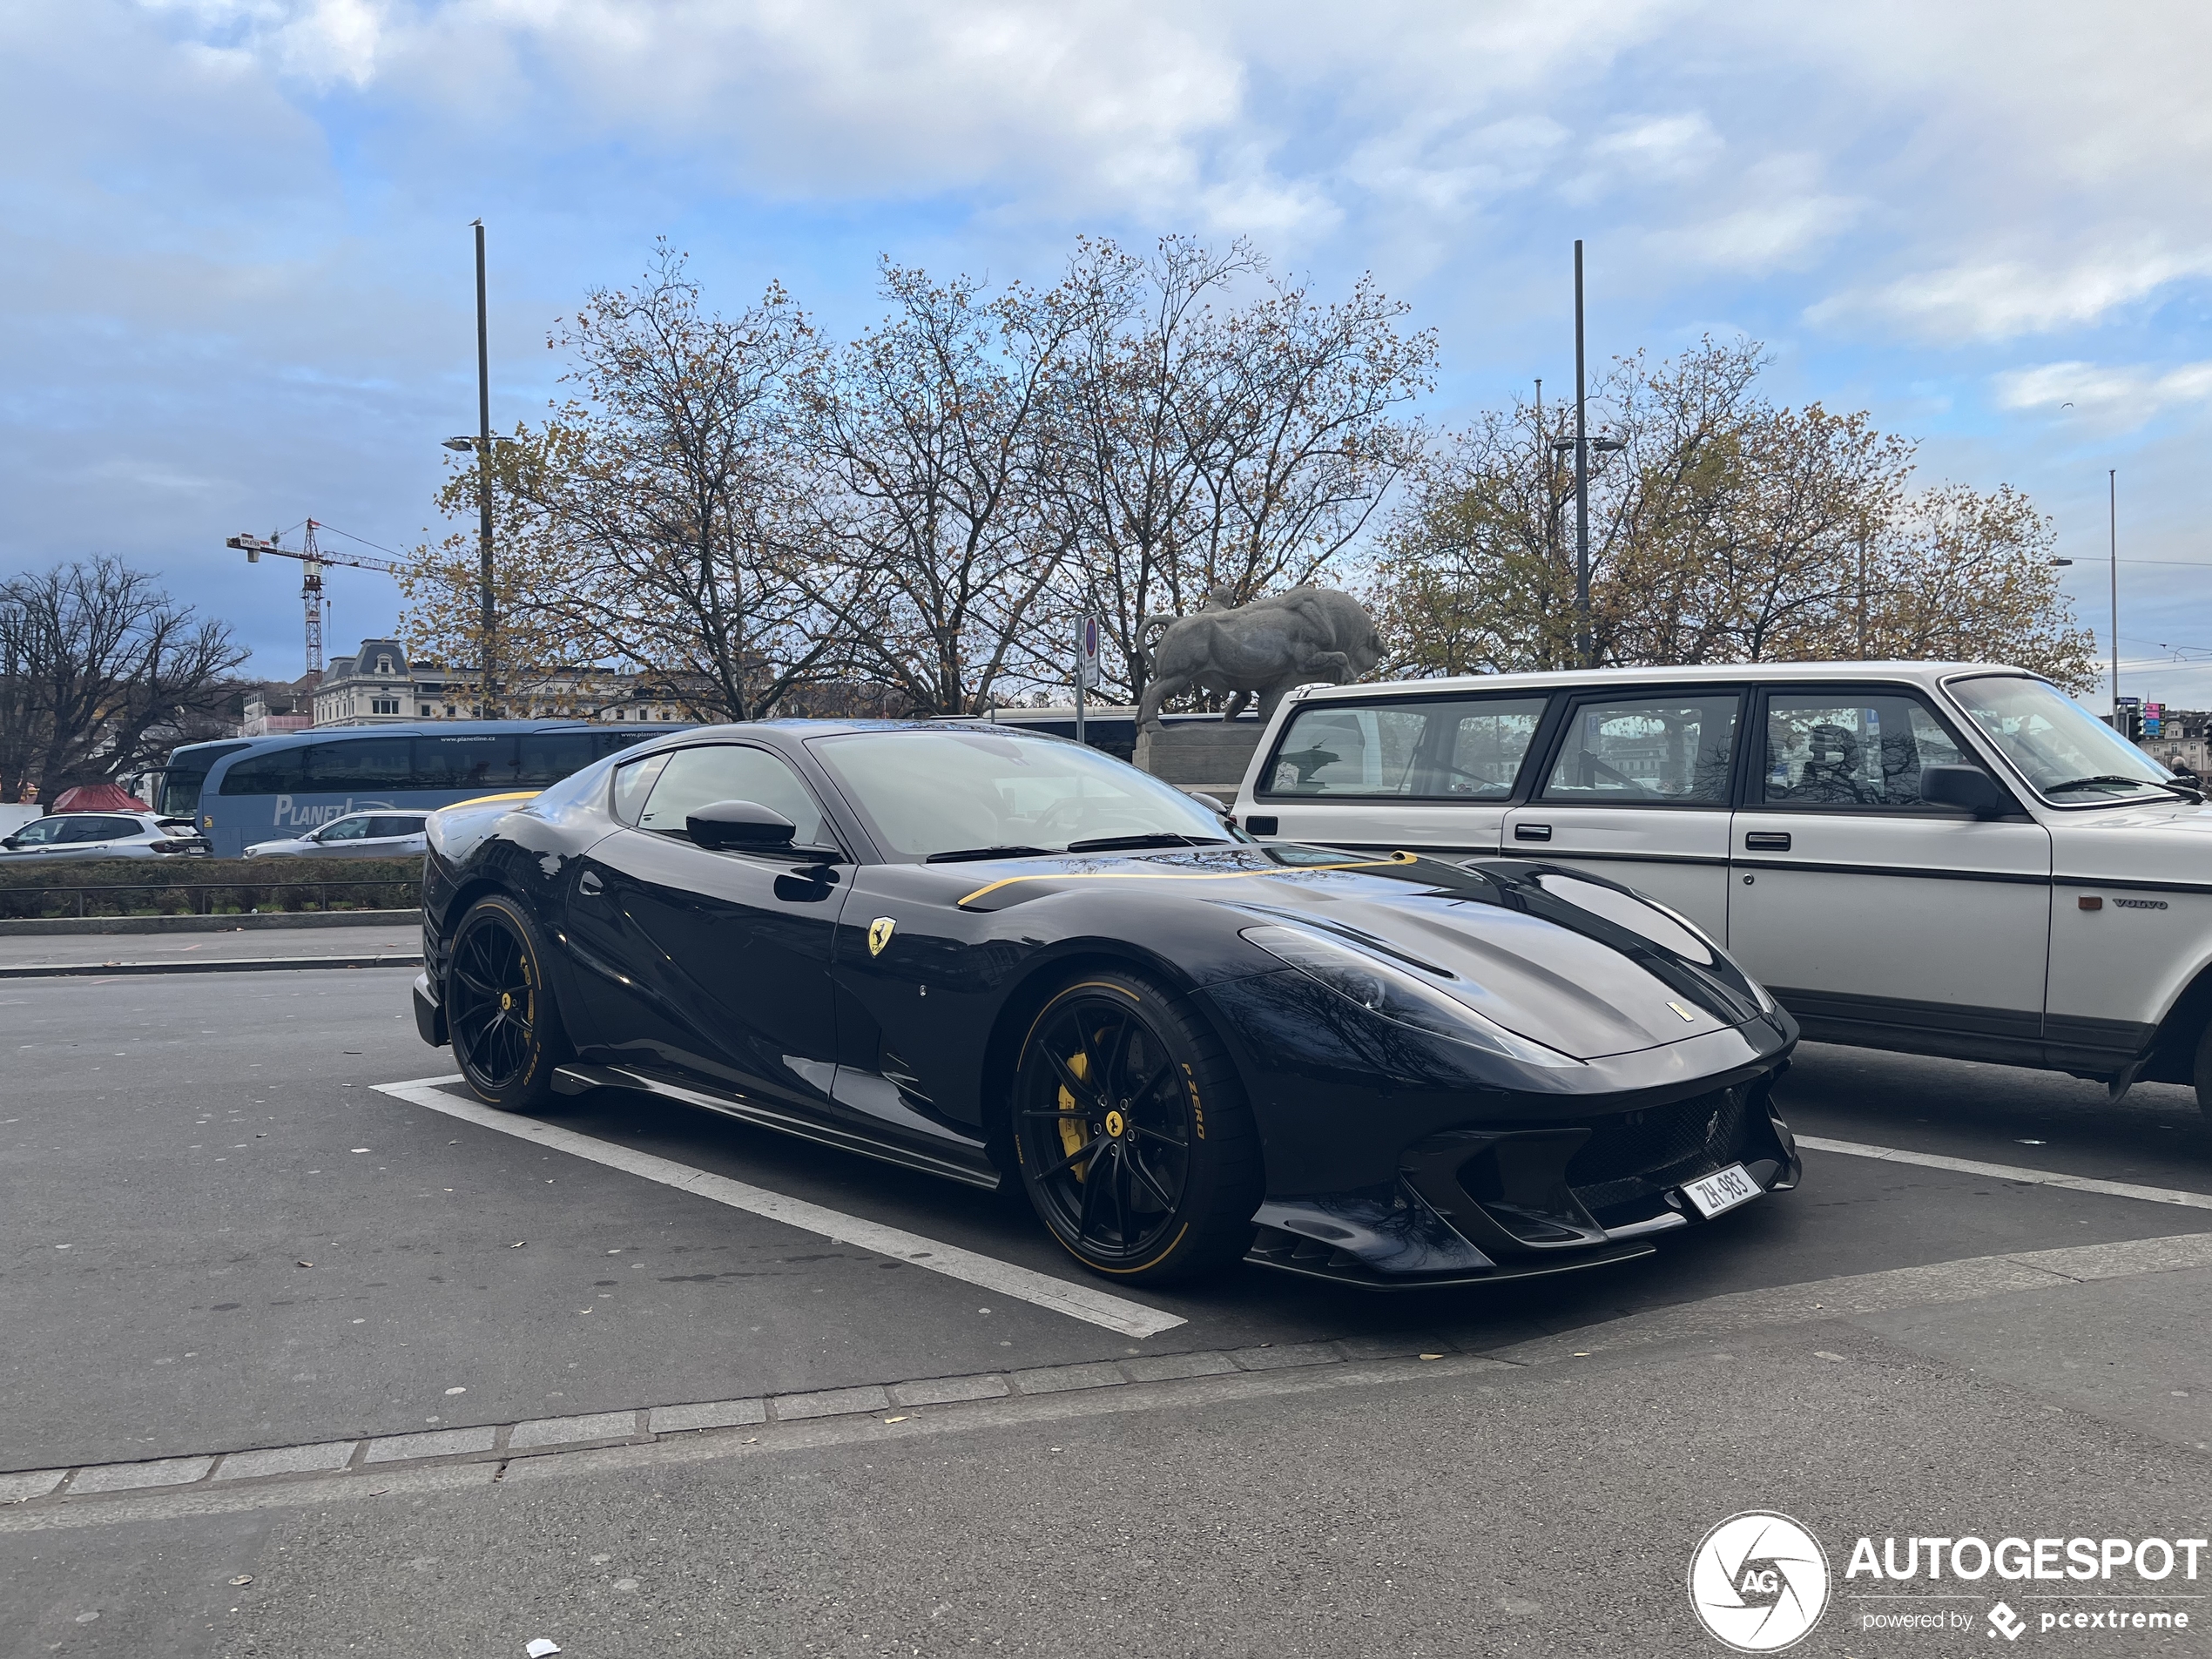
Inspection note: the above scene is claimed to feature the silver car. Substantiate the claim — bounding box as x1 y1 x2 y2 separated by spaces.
0 812 211 860
244 811 430 860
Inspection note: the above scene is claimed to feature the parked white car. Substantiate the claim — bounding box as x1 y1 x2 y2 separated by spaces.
1230 662 2212 1104
245 811 429 860
0 811 211 860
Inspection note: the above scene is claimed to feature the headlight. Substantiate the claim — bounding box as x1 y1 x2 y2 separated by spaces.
1239 923 1581 1069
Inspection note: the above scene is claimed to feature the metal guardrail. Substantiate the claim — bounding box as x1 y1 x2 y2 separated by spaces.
1 879 421 919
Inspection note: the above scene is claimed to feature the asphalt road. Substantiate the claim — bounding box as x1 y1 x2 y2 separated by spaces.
7 966 2212 1656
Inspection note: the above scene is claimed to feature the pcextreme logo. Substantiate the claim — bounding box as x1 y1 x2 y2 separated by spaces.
1689 1512 1831 1652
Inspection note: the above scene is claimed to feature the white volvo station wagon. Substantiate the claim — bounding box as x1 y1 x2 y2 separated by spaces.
1229 663 2212 1107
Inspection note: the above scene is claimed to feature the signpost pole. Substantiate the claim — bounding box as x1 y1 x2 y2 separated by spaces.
1076 616 1096 747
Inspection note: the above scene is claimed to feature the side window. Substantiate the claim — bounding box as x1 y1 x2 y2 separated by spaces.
10 818 65 845
517 732 601 786
60 816 133 843
306 738 414 792
412 736 521 791
219 748 307 795
317 816 371 841
1760 692 1971 808
637 746 829 846
610 752 672 826
1541 694 1740 805
1444 704 1547 797
1262 698 1548 798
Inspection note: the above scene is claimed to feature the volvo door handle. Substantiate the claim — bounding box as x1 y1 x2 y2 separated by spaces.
1743 831 1791 852
577 870 604 897
1514 824 1552 842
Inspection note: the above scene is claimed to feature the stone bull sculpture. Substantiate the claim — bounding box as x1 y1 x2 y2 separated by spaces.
1136 586 1382 732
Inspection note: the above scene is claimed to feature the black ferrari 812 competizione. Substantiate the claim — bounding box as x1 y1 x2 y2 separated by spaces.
412 721 1800 1286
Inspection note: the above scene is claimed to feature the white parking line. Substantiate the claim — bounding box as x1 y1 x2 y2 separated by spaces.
1799 1134 2212 1211
370 1075 1187 1339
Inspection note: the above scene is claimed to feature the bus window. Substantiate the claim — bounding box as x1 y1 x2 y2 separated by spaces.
597 729 657 759
305 736 414 792
412 735 520 790
519 731 601 785
219 746 308 795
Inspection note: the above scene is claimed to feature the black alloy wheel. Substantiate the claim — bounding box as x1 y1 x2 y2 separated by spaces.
448 895 570 1113
1012 970 1262 1283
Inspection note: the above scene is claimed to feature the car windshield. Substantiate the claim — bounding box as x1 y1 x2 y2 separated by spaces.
1946 676 2173 803
807 728 1239 860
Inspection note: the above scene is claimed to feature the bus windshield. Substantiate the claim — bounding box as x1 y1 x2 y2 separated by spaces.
152 742 251 818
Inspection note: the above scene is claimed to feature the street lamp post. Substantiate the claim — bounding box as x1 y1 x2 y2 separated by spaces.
1563 243 1623 670
441 223 496 717
475 220 493 716
1574 241 1591 669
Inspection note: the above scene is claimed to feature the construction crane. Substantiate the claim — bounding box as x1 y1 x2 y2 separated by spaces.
224 519 406 678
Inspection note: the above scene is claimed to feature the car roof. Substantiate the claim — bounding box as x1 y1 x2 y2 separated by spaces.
1281 660 2046 706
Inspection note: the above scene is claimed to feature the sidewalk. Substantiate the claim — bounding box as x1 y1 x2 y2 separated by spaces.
0 925 422 974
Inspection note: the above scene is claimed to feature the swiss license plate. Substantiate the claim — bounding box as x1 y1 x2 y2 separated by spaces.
1682 1163 1762 1219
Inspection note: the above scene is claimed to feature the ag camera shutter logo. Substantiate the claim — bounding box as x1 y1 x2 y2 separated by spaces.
1689 1512 1831 1651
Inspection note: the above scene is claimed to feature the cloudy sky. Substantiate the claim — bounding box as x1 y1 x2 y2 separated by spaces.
6 0 2211 705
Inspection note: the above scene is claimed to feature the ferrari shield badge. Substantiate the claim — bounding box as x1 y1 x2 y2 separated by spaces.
867 916 897 957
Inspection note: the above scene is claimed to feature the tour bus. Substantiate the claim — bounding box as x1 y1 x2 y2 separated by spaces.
149 721 690 859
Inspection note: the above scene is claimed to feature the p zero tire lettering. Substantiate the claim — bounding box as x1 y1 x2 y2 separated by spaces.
1009 971 1261 1284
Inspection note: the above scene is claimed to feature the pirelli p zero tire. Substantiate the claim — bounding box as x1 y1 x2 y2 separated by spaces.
1012 970 1264 1285
447 895 570 1114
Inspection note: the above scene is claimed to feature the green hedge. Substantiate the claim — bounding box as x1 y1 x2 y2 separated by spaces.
0 856 421 921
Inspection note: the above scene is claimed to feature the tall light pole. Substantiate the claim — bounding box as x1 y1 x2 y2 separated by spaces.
442 226 499 717
473 220 495 716
1573 240 1592 669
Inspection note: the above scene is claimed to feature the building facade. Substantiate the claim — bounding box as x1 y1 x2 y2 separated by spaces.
239 674 318 738
2140 707 2212 777
307 638 698 729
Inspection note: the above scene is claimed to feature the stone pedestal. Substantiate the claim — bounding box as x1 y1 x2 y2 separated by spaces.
1133 719 1266 799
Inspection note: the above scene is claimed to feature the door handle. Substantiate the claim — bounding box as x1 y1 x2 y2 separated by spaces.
577 870 604 897
1743 831 1791 852
1514 823 1552 842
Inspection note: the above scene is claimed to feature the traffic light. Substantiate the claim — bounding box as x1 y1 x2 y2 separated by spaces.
2118 696 2144 741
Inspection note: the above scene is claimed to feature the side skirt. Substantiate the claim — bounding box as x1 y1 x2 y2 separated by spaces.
550 1062 1002 1191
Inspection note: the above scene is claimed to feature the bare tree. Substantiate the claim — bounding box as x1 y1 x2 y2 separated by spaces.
798 263 1088 716
402 243 839 722
0 557 246 802
1370 339 2094 688
1046 240 1433 703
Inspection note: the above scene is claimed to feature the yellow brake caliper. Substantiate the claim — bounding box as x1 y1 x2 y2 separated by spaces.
1058 1049 1089 1181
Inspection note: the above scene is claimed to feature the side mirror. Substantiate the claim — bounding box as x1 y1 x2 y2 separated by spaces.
1921 765 2008 819
1184 791 1228 816
687 799 797 852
